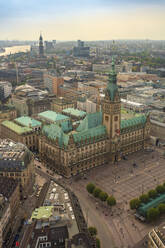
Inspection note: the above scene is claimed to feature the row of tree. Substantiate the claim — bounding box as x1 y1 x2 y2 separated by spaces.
130 183 165 210
88 227 101 248
86 183 116 206
147 203 165 222
130 183 165 221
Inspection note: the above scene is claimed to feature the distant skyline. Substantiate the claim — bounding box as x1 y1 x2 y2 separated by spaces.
1 0 165 40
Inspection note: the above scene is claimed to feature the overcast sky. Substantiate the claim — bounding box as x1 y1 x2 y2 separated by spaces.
0 0 165 40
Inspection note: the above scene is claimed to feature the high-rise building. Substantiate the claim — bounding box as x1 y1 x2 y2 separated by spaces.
0 81 12 101
73 40 90 57
39 34 44 57
44 71 64 96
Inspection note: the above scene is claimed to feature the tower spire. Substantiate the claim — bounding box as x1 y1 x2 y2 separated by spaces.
105 57 118 101
39 33 44 57
108 57 117 85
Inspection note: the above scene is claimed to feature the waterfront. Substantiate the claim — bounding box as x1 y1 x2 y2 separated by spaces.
0 45 30 56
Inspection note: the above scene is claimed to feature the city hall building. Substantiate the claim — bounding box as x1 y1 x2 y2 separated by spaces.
39 59 150 177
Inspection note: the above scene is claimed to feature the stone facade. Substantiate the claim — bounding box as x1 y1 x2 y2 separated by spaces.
38 58 150 178
0 105 17 123
0 139 34 197
51 97 76 113
0 120 39 151
39 132 107 177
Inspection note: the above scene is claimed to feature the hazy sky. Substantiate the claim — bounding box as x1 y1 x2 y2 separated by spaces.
1 0 165 40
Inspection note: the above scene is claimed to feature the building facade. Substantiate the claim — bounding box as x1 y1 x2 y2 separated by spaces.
0 139 34 196
148 225 165 248
44 71 64 96
0 120 39 151
39 58 150 178
0 81 12 101
0 177 20 247
51 97 75 113
0 104 17 123
0 196 11 248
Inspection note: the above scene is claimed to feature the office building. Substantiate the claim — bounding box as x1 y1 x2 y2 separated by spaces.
0 81 12 101
44 71 64 96
73 40 90 57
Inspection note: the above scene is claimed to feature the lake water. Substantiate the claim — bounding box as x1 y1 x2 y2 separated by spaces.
0 45 31 56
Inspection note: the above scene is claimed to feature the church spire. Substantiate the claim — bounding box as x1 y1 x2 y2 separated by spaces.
39 33 44 57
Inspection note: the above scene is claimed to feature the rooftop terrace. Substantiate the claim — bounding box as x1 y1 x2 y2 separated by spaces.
31 206 54 220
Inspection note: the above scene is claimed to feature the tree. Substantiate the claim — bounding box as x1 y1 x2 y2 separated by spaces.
96 238 101 248
148 189 157 199
156 185 165 194
158 203 165 214
107 196 116 206
99 192 108 202
86 183 95 194
88 226 97 236
139 194 149 203
147 208 159 222
129 198 141 210
93 188 102 198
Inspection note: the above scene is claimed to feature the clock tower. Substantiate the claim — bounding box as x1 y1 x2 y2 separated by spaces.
102 58 121 161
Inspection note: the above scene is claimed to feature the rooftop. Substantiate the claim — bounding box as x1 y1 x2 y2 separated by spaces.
0 139 32 171
42 112 106 147
15 116 42 128
2 120 33 135
77 112 102 132
121 115 147 130
0 176 18 200
62 108 86 118
43 181 79 236
31 206 54 220
38 110 69 123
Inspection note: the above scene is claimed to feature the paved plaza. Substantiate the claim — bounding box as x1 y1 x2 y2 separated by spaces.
66 147 165 248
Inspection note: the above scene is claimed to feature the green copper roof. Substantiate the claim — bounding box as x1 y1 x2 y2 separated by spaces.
2 120 32 135
73 125 106 144
60 120 72 133
38 110 69 122
31 206 53 220
62 108 86 118
42 124 69 147
42 112 106 147
15 116 41 128
77 112 102 132
106 57 118 101
121 115 147 130
106 83 118 101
